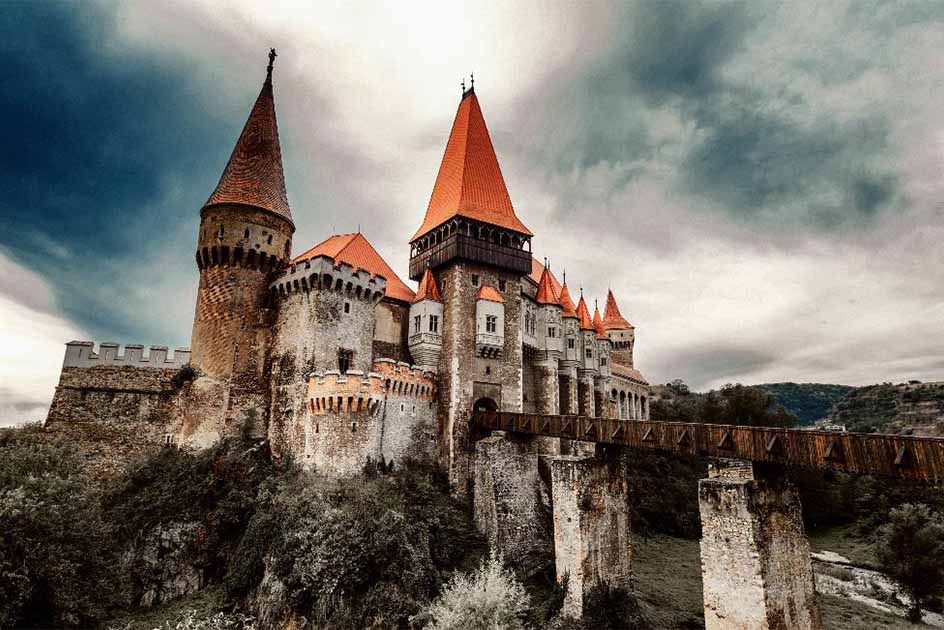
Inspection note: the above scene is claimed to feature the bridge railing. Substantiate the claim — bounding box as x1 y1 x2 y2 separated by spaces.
472 411 944 482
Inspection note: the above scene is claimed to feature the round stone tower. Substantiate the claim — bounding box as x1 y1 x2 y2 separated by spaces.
187 50 294 440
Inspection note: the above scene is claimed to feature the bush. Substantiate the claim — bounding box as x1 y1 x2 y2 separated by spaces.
422 551 530 630
264 461 484 628
0 427 117 627
876 503 944 622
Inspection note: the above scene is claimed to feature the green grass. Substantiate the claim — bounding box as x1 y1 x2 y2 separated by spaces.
632 534 921 630
809 523 879 568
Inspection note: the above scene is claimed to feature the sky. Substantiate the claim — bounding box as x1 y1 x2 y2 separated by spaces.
1 1 943 426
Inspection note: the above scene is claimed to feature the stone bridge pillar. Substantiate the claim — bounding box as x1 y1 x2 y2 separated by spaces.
698 459 822 630
533 358 561 455
549 454 632 619
559 363 579 415
577 370 596 417
473 431 551 574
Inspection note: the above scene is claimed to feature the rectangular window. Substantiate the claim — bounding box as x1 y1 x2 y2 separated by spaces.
338 348 353 374
414 315 421 334
548 327 556 338
568 338 575 349
601 357 608 366
585 348 593 359
472 274 480 286
486 315 497 333
499 279 506 292
344 301 351 314
429 315 439 333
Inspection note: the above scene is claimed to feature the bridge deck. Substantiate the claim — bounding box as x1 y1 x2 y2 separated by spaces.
473 411 944 482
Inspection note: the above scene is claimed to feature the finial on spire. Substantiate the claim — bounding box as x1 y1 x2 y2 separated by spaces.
471 72 475 90
267 48 277 81
461 77 466 96
563 269 567 284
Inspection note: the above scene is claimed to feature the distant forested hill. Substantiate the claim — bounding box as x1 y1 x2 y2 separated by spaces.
755 383 856 425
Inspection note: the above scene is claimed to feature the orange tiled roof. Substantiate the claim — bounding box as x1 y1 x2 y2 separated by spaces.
477 285 504 303
528 258 562 298
603 289 633 330
204 66 293 225
576 296 593 330
592 304 608 340
535 266 559 305
558 282 578 318
413 267 443 303
411 91 532 241
611 362 649 385
292 232 415 303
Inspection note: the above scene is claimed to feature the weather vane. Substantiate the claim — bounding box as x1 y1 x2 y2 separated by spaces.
267 48 277 78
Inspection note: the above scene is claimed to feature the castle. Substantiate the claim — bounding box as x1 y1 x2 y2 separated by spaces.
44 52 649 486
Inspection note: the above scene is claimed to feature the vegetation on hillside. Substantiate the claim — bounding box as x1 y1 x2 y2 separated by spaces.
830 382 944 434
876 504 944 622
755 382 855 425
650 381 798 428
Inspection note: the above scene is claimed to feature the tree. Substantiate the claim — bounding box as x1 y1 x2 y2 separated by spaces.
875 503 944 622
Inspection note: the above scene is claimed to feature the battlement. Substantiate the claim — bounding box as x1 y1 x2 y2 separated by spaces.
270 255 387 303
62 341 191 370
306 359 437 416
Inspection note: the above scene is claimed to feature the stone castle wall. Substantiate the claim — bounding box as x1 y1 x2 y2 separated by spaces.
437 263 524 491
290 360 437 476
44 342 192 477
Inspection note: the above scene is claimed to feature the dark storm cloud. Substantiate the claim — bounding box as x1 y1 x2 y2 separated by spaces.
648 343 779 389
537 1 903 230
0 3 235 341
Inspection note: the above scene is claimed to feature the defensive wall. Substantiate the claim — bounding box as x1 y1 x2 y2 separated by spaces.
298 359 437 476
44 341 192 477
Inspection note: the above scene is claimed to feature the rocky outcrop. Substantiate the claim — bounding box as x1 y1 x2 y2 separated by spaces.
827 381 944 434
123 521 203 608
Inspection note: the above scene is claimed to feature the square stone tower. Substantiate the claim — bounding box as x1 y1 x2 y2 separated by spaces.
408 85 533 491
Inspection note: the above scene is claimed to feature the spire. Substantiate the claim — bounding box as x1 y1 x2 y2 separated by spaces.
603 289 634 330
203 48 293 225
413 267 443 303
558 281 578 318
592 302 608 339
411 89 532 241
576 295 593 330
536 265 559 305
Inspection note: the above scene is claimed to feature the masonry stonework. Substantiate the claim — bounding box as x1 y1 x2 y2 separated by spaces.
698 460 822 630
549 454 632 619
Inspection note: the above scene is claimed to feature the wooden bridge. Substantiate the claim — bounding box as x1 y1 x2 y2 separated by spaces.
472 411 944 483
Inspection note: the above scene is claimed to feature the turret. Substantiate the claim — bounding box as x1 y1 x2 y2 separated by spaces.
576 293 596 372
409 267 444 371
592 301 611 378
536 265 563 358
190 49 294 382
603 289 635 368
558 279 580 365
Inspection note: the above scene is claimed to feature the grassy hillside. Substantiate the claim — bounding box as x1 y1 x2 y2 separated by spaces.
830 382 944 434
756 383 855 425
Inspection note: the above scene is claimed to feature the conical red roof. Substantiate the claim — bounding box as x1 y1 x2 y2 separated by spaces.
413 267 443 303
576 295 593 330
602 289 634 330
411 90 531 241
558 282 578 318
536 267 559 305
204 60 292 225
592 303 608 340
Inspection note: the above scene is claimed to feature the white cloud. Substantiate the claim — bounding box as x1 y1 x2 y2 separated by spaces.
0 250 86 427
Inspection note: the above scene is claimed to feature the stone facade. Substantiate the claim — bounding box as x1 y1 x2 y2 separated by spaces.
698 460 822 630
549 454 632 618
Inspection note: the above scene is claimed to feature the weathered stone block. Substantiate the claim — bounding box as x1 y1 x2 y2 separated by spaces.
549 455 632 619
698 462 822 630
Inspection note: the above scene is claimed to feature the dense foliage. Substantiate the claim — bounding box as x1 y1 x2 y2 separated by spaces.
0 425 118 627
650 382 797 427
755 382 855 425
876 504 944 622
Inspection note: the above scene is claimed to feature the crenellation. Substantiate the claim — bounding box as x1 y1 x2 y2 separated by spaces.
62 340 191 369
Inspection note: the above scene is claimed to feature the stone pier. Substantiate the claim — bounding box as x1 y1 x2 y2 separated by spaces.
473 432 551 573
549 454 632 619
533 359 561 455
698 459 821 630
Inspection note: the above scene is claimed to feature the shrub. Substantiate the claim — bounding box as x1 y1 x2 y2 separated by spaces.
265 461 484 628
0 428 117 627
422 551 531 630
876 503 944 622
